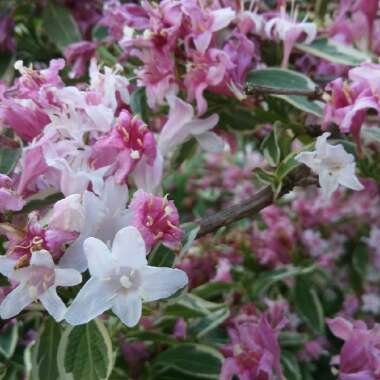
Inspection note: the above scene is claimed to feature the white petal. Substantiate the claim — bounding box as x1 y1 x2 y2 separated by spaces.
0 257 16 278
111 227 147 268
100 177 129 215
319 169 339 198
0 284 32 319
112 291 142 327
83 237 114 278
196 132 225 153
39 288 67 322
54 268 82 287
315 132 331 157
58 235 88 272
141 266 188 302
187 114 219 135
30 250 54 268
338 164 364 191
65 278 117 325
211 8 235 31
295 151 320 172
132 153 163 194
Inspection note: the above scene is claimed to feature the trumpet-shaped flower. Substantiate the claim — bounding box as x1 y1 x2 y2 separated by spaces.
59 178 131 272
0 250 81 321
295 133 363 198
65 226 188 327
158 96 223 156
265 8 316 67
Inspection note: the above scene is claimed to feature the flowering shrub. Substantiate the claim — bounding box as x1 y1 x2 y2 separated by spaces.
0 0 380 379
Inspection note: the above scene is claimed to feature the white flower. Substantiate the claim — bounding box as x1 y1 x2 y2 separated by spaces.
65 226 188 327
59 178 131 272
295 132 364 198
0 251 81 321
158 96 224 156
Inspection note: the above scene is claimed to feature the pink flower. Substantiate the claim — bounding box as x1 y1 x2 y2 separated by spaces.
220 306 285 380
128 190 182 251
91 110 157 184
0 175 24 212
323 77 380 151
3 220 77 267
64 41 97 78
158 96 223 155
265 8 316 67
327 317 380 379
182 0 235 53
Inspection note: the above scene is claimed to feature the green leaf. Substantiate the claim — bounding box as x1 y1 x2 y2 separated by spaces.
279 332 308 349
0 148 21 175
129 87 149 123
148 244 175 267
281 351 302 380
179 223 200 257
192 282 233 299
153 344 223 379
246 68 323 116
276 154 301 181
251 265 315 298
189 307 230 339
275 95 324 117
296 38 372 66
173 138 197 168
0 323 18 359
294 275 325 334
57 319 113 380
247 68 317 91
352 241 369 278
261 127 281 166
31 318 61 380
42 2 81 50
165 294 224 318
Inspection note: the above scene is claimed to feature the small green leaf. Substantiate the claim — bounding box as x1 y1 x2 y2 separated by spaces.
57 319 113 380
247 68 317 91
276 154 301 181
251 265 315 298
148 244 175 267
281 351 302 380
0 148 21 175
153 343 223 379
261 128 281 166
294 275 325 334
192 282 233 299
42 2 81 50
296 38 372 66
189 307 230 339
0 323 18 359
31 318 61 380
274 95 324 117
130 87 149 123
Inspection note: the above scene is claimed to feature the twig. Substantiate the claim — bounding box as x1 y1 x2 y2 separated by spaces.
245 84 323 100
195 166 313 238
196 186 274 237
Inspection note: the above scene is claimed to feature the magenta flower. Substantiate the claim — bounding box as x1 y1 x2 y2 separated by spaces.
128 190 182 251
265 8 316 67
182 0 235 54
220 306 285 380
91 110 157 184
0 175 24 213
64 41 97 78
327 317 380 379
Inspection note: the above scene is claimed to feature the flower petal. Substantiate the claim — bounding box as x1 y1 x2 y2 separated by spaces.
65 278 117 325
319 169 339 198
195 131 225 153
83 237 114 278
112 291 142 327
141 266 188 302
338 164 364 191
39 288 67 322
0 256 17 278
0 284 32 319
111 226 147 268
54 268 82 287
30 250 54 268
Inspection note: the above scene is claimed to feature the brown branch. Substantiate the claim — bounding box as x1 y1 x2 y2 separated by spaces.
197 186 274 237
245 84 323 100
195 166 313 238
